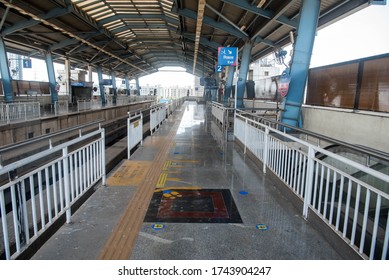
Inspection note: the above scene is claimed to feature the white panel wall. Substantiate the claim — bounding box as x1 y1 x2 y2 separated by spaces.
302 105 389 153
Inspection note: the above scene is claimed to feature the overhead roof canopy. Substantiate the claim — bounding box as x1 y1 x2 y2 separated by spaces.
0 0 380 79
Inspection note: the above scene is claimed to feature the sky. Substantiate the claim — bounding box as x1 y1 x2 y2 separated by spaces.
14 3 389 87
310 3 389 67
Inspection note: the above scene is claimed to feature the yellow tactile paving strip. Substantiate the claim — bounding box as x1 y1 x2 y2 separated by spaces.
106 161 152 187
98 119 181 260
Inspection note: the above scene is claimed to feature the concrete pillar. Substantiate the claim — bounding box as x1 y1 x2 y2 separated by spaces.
236 41 253 108
125 75 130 96
97 66 106 106
136 77 140 96
88 64 93 82
281 0 321 128
65 58 72 103
111 71 117 105
45 52 58 103
0 37 13 102
224 66 235 104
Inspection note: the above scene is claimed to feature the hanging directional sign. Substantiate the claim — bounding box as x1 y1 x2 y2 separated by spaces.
215 65 224 73
278 70 291 97
22 58 32 68
217 47 238 66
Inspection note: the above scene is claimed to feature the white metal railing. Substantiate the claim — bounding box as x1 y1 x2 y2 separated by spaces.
150 104 167 135
0 102 41 124
211 102 235 140
211 101 225 125
234 111 389 260
54 101 68 116
77 100 92 111
0 128 106 260
127 112 143 159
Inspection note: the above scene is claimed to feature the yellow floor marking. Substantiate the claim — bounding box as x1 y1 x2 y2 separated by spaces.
166 177 182 181
169 159 199 163
165 171 181 174
156 173 167 188
162 161 171 170
99 112 182 260
106 161 152 187
154 186 202 192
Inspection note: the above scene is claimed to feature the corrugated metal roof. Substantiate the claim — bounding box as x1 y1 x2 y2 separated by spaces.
0 0 376 78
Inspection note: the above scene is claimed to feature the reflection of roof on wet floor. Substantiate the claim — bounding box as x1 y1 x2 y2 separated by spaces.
33 101 343 260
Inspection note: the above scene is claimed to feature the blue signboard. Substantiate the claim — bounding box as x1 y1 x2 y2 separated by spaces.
23 59 32 68
218 47 238 66
215 65 224 73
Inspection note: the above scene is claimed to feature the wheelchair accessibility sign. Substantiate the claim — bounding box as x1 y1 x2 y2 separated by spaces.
218 47 238 66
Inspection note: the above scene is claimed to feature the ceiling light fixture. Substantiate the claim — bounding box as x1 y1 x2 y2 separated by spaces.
257 0 266 8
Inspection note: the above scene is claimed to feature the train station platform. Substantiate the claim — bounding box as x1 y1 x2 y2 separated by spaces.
31 101 342 260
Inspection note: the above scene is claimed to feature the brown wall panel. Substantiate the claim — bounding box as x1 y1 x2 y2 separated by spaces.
359 57 389 112
307 63 358 109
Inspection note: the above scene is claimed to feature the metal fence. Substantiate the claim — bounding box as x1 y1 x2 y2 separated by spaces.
127 112 143 159
234 111 389 260
150 104 167 135
0 128 106 260
77 100 92 111
0 102 41 124
54 101 69 116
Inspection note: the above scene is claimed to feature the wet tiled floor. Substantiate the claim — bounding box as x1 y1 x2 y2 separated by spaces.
33 101 343 260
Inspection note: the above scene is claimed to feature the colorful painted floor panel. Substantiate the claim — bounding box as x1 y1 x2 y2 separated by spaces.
144 189 242 223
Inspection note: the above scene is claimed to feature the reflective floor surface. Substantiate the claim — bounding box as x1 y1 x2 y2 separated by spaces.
32 101 343 260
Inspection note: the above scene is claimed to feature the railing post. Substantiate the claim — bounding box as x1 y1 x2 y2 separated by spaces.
62 147 72 223
127 112 131 159
101 128 106 186
303 146 315 219
6 104 10 124
140 113 143 146
263 127 269 174
24 104 27 121
244 119 248 154
0 190 10 259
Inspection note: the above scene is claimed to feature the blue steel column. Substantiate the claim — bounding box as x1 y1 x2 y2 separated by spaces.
45 52 58 103
224 66 235 104
111 71 117 105
281 0 321 128
125 75 130 96
135 77 140 96
97 66 106 106
0 37 14 102
236 42 253 108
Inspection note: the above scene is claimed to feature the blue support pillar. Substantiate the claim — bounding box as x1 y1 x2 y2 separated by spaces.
236 42 253 108
125 75 130 96
111 71 117 105
281 0 321 128
224 66 235 105
0 37 14 102
45 52 58 103
97 66 106 106
136 77 140 96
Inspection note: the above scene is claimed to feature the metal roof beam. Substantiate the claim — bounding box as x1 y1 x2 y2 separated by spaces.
181 33 220 50
205 2 249 37
252 0 297 41
0 0 149 74
318 0 369 28
97 14 179 26
1 6 73 36
221 0 298 29
49 32 99 51
174 7 249 39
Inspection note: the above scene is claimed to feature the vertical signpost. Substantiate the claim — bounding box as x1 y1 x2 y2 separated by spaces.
218 47 238 108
